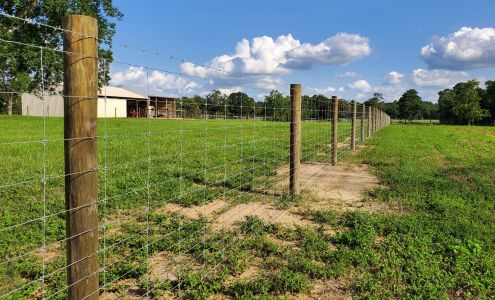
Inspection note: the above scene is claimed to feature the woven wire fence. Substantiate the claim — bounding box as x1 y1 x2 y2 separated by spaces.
0 13 390 300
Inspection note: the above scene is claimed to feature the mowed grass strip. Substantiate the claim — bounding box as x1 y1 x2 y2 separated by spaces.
340 123 495 299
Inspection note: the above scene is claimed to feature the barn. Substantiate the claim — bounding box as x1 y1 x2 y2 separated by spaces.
21 87 176 118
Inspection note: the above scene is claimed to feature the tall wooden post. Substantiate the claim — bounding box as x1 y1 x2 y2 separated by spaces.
63 15 99 300
155 97 158 118
351 101 357 150
136 99 139 118
289 84 302 197
368 106 372 137
361 103 365 142
331 96 338 165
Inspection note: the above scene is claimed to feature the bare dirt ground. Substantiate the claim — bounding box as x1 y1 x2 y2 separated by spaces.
101 160 395 299
274 162 399 213
214 202 315 230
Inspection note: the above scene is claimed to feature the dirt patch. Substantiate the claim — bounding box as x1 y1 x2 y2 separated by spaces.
34 242 61 264
155 199 229 220
214 202 315 230
100 279 153 300
295 278 351 300
275 162 399 213
148 251 202 282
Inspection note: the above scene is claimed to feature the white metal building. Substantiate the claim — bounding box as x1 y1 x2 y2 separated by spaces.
21 86 147 118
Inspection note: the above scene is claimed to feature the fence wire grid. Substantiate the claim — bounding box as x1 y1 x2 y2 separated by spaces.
0 12 390 300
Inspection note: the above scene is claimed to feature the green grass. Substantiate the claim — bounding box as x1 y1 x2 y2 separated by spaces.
5 116 493 299
343 124 495 299
0 115 360 299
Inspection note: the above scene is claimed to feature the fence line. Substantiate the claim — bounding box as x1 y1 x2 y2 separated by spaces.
0 13 390 299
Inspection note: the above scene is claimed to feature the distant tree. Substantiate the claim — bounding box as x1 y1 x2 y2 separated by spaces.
228 92 255 118
364 92 384 110
421 101 439 123
206 90 227 118
398 89 423 122
0 1 123 114
481 81 495 125
438 89 456 124
382 100 399 119
451 80 488 125
180 96 202 119
265 90 289 121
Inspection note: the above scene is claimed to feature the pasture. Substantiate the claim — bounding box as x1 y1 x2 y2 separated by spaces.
1 116 494 299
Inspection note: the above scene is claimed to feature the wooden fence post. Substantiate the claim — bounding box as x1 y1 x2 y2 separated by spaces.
351 101 356 150
361 103 365 142
63 15 99 300
331 96 338 165
368 106 372 137
290 84 302 197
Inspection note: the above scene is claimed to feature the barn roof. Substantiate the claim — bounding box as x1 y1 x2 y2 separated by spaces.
99 86 147 100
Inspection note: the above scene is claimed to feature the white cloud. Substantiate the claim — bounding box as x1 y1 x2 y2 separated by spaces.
181 33 371 78
384 71 404 84
348 79 372 92
421 27 495 69
217 87 243 96
111 66 200 94
285 33 371 69
306 86 345 96
337 71 361 79
412 68 469 87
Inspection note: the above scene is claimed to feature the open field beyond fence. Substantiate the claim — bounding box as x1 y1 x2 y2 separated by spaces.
1 115 364 299
2 117 495 299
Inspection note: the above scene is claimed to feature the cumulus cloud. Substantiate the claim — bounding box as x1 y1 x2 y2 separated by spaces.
306 86 345 96
181 33 371 78
111 66 200 94
217 87 243 96
384 71 404 85
337 71 361 79
412 68 469 87
421 27 495 70
348 79 372 92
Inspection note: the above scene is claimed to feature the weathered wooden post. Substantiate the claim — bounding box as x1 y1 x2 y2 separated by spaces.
351 101 357 150
331 96 338 165
155 97 158 118
361 103 365 142
368 106 372 137
290 84 302 197
63 15 99 300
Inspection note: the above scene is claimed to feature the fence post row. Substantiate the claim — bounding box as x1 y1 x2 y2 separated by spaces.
289 84 302 198
351 101 357 150
361 103 365 142
331 96 339 165
368 106 372 137
63 15 99 300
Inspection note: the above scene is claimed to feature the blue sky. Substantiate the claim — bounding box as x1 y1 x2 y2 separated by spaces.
109 0 495 102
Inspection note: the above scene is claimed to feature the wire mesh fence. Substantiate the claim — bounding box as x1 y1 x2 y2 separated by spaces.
0 13 390 299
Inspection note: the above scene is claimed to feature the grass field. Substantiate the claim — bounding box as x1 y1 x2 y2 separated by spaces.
2 117 494 299
0 115 359 299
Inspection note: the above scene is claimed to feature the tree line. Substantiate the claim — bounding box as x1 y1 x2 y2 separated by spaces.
368 80 495 125
178 90 358 120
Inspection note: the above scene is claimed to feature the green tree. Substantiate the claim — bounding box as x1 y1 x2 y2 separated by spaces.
398 89 423 122
421 101 439 123
438 89 456 124
228 92 255 118
364 92 384 110
0 1 123 114
205 90 226 119
180 96 202 119
382 100 399 119
264 90 289 121
451 80 488 125
482 81 495 125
